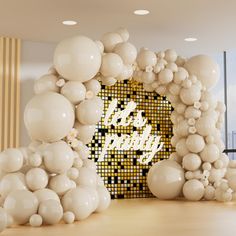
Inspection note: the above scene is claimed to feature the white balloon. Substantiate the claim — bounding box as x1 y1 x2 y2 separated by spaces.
184 106 201 119
204 186 215 200
4 190 38 224
38 199 63 225
0 148 23 173
54 36 101 82
62 187 93 220
43 141 74 174
180 85 201 105
196 116 216 136
184 55 220 89
96 186 111 212
164 49 178 62
100 53 123 77
116 64 133 81
83 159 97 171
0 173 27 198
63 211 75 224
0 208 7 232
84 79 101 96
74 122 96 144
34 74 59 94
183 179 204 201
76 167 97 187
200 144 220 163
115 28 129 42
175 138 189 156
61 81 86 104
136 49 157 70
26 168 48 191
173 67 188 84
76 96 103 125
75 144 90 160
29 214 43 227
24 92 75 142
83 187 99 212
101 32 123 52
34 188 60 203
67 167 79 180
147 160 185 199
114 42 137 64
49 174 72 196
94 40 104 54
182 153 202 171
186 134 205 153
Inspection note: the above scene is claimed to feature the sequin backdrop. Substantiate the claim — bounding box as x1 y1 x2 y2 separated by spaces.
89 80 173 199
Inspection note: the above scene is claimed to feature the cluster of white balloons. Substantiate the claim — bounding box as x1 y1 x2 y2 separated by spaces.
0 27 234 233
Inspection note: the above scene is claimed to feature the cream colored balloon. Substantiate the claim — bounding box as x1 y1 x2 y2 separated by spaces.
94 40 104 54
96 186 111 212
164 49 178 62
74 122 96 144
228 174 236 191
76 167 97 188
184 55 220 89
62 187 92 220
173 67 188 84
186 134 205 153
0 148 23 173
175 138 189 156
28 153 42 167
49 174 72 196
114 42 137 64
24 92 75 142
34 74 59 94
75 144 90 160
200 144 220 163
3 190 38 224
182 153 201 171
84 79 101 96
180 85 201 105
196 116 216 136
204 185 215 200
83 159 97 171
38 199 63 225
183 179 204 201
184 106 201 119
43 141 74 174
116 28 129 41
147 160 185 199
54 36 101 82
29 214 43 227
63 211 75 224
116 64 133 81
0 208 7 232
76 96 103 125
34 188 60 203
101 32 123 52
83 187 99 212
100 53 123 77
142 72 156 84
136 49 157 70
61 81 86 104
26 168 48 191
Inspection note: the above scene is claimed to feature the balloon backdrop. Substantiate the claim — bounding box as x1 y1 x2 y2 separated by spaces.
0 27 235 234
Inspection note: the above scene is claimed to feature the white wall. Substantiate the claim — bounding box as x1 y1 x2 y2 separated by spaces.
20 41 56 146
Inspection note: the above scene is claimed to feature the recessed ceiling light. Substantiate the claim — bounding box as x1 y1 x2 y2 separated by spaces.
62 20 77 26
134 9 150 15
184 37 198 42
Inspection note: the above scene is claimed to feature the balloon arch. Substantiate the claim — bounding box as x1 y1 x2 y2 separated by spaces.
0 28 236 231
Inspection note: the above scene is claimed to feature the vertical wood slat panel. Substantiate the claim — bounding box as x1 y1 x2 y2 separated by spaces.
0 37 21 151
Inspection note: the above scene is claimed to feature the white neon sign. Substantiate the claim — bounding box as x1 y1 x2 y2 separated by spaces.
98 99 164 164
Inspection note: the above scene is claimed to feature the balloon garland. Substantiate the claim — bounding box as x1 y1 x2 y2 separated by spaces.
0 27 235 233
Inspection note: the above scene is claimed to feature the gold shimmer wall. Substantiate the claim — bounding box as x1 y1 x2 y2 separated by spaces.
0 37 21 151
89 80 173 199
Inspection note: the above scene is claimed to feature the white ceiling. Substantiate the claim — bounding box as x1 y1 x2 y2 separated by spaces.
0 0 236 56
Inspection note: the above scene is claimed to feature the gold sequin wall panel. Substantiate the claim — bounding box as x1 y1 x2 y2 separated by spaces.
89 80 173 199
0 37 21 151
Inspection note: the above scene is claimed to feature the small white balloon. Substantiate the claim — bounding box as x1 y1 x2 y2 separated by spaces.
34 188 60 203
49 174 72 196
76 96 103 125
76 167 97 188
136 49 157 70
61 81 86 104
29 214 43 227
182 153 201 171
180 85 201 105
63 211 75 224
183 179 204 201
26 168 48 191
196 116 216 136
100 53 123 77
164 49 178 62
101 32 123 52
204 186 215 200
67 167 79 180
114 42 137 64
84 79 101 96
74 122 96 144
186 134 205 153
200 144 219 163
115 28 129 41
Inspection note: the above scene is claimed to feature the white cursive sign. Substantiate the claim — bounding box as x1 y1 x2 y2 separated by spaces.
98 99 164 164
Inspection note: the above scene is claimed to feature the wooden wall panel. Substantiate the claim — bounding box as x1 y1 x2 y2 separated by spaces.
0 37 21 151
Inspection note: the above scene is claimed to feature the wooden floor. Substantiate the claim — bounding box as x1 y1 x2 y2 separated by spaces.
5 198 236 236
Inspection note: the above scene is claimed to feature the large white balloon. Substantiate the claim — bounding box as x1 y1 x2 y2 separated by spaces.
24 92 75 142
184 55 220 89
76 96 103 125
54 36 101 82
147 160 185 199
3 190 38 224
136 49 157 70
